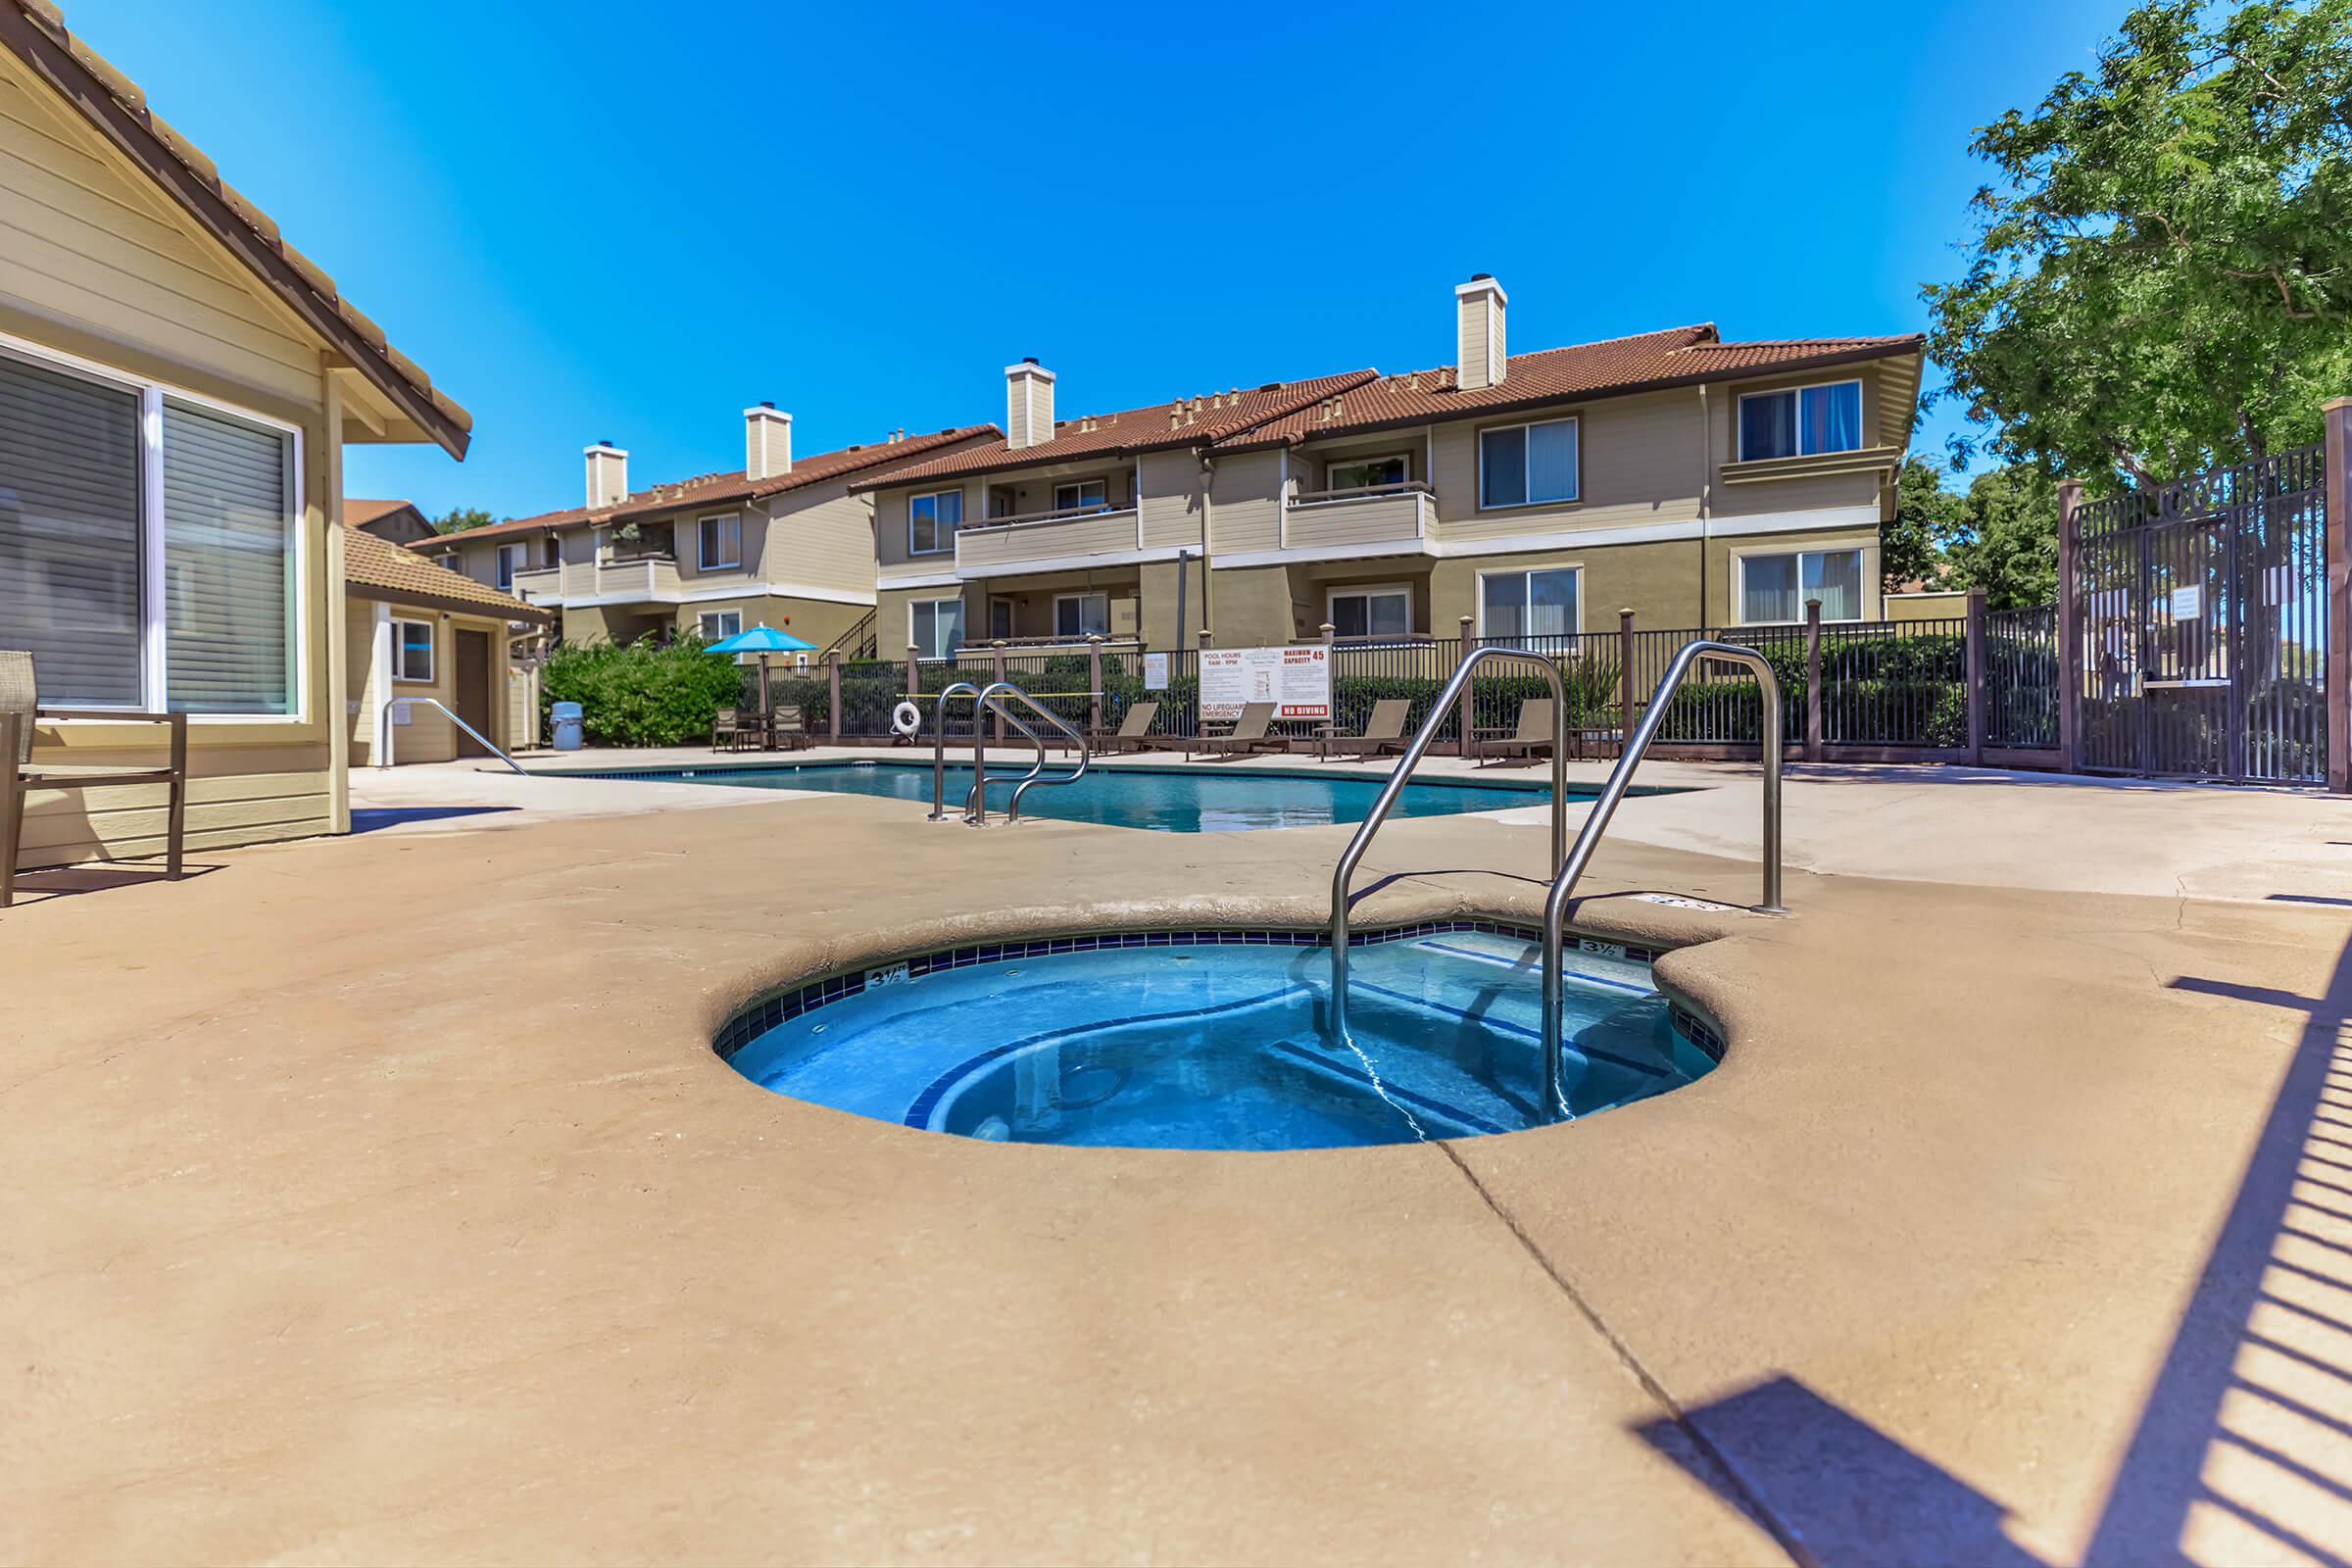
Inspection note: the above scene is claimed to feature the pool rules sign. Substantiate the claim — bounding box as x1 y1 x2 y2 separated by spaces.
1200 644 1331 721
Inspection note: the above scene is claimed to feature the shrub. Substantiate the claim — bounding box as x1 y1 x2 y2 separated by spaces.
539 634 746 747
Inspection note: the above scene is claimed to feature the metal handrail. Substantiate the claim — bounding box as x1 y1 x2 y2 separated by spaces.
1537 639 1786 1115
391 695 527 775
929 681 984 820
980 685 1091 822
1330 646 1569 1040
926 680 1090 824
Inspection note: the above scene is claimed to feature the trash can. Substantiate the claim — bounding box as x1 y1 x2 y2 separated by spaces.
551 701 584 752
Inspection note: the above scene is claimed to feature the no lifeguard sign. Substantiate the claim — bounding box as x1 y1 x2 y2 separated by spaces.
1200 644 1330 721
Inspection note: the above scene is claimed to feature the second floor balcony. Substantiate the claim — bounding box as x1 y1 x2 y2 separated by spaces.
954 503 1142 576
1281 481 1436 555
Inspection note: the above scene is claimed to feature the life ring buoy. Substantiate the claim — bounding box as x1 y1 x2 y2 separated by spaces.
891 701 923 737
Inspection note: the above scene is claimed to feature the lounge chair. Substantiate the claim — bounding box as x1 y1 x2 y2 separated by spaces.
1318 699 1412 761
1188 701 1287 760
711 707 755 752
1 651 188 908
1089 701 1161 755
1472 698 1555 767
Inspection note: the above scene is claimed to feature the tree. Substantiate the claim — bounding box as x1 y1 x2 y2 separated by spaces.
1924 0 2352 489
1945 467 2060 610
1883 457 1969 590
433 507 495 534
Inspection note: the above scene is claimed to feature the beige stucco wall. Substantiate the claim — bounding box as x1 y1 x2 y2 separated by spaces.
2 48 355 867
342 600 525 766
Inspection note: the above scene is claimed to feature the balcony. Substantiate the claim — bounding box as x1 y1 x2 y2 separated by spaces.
955 505 1142 577
591 550 683 605
1281 483 1436 556
509 564 563 605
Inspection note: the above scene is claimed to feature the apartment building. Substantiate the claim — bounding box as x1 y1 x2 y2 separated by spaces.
417 411 994 657
863 277 1924 654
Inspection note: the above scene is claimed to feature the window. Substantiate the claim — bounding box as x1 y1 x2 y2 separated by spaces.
1326 453 1408 491
1739 547 1864 623
0 340 304 716
1738 380 1863 461
1478 567 1581 639
494 543 523 589
1328 585 1412 640
393 618 434 683
435 552 465 575
697 513 740 570
1053 479 1108 514
697 610 742 643
1478 417 1579 508
1054 592 1109 638
909 489 962 554
910 597 963 658
541 535 560 568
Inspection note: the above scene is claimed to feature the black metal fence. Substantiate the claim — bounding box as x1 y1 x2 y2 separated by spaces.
1984 605 2060 750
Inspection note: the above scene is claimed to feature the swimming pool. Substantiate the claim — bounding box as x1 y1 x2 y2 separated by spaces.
564 760 1626 832
716 925 1720 1151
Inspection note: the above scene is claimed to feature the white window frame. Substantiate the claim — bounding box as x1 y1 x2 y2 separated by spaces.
908 489 962 555
1324 452 1410 491
1475 416 1580 510
1054 478 1109 514
0 329 307 722
1733 546 1869 625
697 512 741 570
697 610 742 643
1474 564 1585 638
1053 591 1110 639
1736 378 1865 462
908 596 964 658
392 617 435 684
494 542 523 589
1325 583 1414 641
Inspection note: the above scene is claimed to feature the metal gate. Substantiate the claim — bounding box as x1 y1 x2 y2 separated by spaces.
2073 444 2329 783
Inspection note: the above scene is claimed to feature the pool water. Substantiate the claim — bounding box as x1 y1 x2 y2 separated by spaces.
578 760 1592 832
722 930 1717 1151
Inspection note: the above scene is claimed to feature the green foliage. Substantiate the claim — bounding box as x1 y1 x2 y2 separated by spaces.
1884 458 1971 590
1891 462 2061 611
538 635 745 747
432 507 496 534
1924 0 2352 485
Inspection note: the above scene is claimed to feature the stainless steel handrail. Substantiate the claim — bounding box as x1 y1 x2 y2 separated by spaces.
391 695 527 775
978 684 1091 822
927 680 1090 825
1538 639 1786 1116
1330 646 1568 1039
929 681 984 820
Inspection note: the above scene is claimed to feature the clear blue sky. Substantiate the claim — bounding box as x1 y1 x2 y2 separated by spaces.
73 0 2119 520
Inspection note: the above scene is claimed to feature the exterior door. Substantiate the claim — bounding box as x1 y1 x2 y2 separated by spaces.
454 628 493 759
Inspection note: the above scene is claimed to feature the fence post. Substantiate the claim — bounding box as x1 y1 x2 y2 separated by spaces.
1617 609 1635 760
905 642 919 704
2327 400 2352 791
1455 614 1476 759
1804 599 1824 763
1088 635 1104 737
827 648 842 747
1964 589 1987 765
2056 478 2082 772
991 639 1007 747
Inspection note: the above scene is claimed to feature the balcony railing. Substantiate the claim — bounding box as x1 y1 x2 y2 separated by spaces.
955 505 1142 574
592 550 682 603
510 564 563 603
1281 482 1435 553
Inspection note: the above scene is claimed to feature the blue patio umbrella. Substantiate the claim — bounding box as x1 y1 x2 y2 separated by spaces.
706 623 818 730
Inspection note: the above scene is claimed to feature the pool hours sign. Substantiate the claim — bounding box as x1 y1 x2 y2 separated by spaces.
1200 644 1331 721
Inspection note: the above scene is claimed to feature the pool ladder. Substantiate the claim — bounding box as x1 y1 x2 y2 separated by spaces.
1330 639 1787 1120
927 680 1092 825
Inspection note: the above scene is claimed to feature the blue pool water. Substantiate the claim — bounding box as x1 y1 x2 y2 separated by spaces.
721 929 1717 1150
572 760 1606 832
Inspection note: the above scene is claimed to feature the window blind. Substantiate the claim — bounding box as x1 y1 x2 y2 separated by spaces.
0 353 143 705
163 399 291 712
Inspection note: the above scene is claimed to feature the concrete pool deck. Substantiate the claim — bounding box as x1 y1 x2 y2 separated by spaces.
7 765 2352 1562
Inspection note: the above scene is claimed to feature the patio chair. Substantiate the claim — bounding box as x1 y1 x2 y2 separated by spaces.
1318 699 1412 761
1088 701 1161 755
1472 698 1555 767
771 704 811 751
1 651 188 908
1188 701 1286 760
711 707 754 752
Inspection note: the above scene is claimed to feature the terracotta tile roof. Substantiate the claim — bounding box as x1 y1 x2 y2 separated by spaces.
344 498 416 528
0 2 472 458
413 425 999 551
342 526 549 622
1218 326 1925 451
851 370 1384 490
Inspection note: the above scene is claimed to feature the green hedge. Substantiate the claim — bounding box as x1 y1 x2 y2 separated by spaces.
539 635 745 747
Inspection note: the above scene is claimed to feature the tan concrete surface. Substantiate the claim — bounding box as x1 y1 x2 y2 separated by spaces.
5 777 2350 1564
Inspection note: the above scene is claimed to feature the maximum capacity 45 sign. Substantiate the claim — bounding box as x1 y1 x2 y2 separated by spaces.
1200 644 1330 721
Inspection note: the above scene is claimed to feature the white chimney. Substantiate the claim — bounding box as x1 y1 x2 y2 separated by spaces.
745 403 792 480
584 440 628 508
1005 358 1055 449
1454 274 1508 390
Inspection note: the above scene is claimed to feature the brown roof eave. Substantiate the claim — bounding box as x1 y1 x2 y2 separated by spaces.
345 581 552 624
1212 339 1927 454
0 5 471 460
